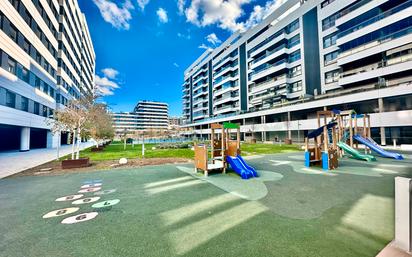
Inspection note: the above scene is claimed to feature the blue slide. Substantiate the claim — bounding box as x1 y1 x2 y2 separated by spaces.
353 134 404 160
226 155 258 179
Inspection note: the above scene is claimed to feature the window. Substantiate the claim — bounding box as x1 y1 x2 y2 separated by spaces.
7 57 16 74
288 81 302 93
9 24 18 43
322 13 338 31
34 76 41 89
288 50 301 63
286 20 299 34
42 105 48 117
6 91 16 108
323 33 338 48
21 66 29 83
23 38 30 54
325 69 340 84
21 96 28 111
34 102 40 115
324 51 339 65
289 65 302 78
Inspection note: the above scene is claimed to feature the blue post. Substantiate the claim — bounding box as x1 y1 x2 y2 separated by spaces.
304 152 310 167
322 152 329 170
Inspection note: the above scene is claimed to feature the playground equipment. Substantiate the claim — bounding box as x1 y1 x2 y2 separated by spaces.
351 113 403 160
223 122 258 179
304 111 339 170
335 110 376 162
194 123 226 177
193 122 257 179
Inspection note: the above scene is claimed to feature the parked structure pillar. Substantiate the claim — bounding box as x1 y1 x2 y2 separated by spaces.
20 127 30 152
261 116 266 142
287 112 292 140
394 177 412 252
47 130 59 148
378 98 386 145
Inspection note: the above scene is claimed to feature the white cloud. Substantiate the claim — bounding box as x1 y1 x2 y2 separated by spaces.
184 0 250 32
137 0 150 10
198 43 213 51
242 0 287 29
173 62 180 68
177 32 191 39
206 33 221 46
177 0 185 15
92 0 134 30
95 69 121 96
157 8 168 23
101 68 119 79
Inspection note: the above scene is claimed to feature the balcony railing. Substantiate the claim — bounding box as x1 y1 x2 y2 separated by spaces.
339 0 412 38
341 53 412 78
249 75 287 92
250 59 286 77
339 26 412 59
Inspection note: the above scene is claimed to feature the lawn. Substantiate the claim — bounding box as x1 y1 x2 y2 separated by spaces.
1 152 411 257
79 142 302 161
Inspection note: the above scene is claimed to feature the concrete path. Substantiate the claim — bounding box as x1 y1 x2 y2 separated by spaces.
0 142 94 179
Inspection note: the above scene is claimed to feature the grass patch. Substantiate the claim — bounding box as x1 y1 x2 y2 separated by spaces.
80 143 194 161
78 142 302 161
241 143 302 156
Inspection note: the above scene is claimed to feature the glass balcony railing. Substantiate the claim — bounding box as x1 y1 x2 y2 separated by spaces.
339 0 373 18
214 73 238 84
339 0 412 38
341 52 412 78
214 62 238 76
250 59 286 76
339 26 412 58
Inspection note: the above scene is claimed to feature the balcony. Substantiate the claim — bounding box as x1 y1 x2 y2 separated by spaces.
338 26 412 62
192 89 208 99
214 82 239 97
249 59 288 82
213 55 238 71
214 94 239 105
248 32 286 59
214 63 238 77
214 104 239 115
249 75 287 95
339 53 412 86
214 74 238 87
338 0 412 42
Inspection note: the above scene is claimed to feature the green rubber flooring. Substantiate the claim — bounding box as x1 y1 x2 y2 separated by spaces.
0 152 411 257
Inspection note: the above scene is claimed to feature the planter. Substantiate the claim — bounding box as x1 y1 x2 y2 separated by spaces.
91 147 104 152
284 138 292 145
62 158 91 169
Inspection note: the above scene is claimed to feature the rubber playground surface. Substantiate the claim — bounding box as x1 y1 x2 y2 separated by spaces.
1 152 412 257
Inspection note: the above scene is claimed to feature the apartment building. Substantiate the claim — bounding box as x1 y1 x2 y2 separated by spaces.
182 0 412 145
112 101 169 138
133 101 169 131
0 0 95 151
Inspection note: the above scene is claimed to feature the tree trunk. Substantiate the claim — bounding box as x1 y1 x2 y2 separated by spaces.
71 130 76 160
75 127 81 159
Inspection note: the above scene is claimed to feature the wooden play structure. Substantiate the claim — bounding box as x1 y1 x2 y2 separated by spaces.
194 123 226 176
194 122 246 177
304 110 339 170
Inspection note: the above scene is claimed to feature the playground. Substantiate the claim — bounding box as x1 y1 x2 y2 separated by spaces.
0 150 411 257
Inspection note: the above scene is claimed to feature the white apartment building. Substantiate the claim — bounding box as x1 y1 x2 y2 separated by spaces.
0 0 95 151
112 101 169 138
182 0 412 145
133 101 169 130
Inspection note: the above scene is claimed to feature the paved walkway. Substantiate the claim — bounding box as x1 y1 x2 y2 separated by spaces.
0 142 94 179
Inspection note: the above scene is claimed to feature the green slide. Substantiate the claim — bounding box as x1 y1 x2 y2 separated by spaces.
337 141 376 162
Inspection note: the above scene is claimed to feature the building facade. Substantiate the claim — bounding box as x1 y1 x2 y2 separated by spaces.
0 0 95 151
112 101 169 138
182 0 412 145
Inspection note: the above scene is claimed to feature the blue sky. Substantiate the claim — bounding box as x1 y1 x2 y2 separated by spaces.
79 0 284 116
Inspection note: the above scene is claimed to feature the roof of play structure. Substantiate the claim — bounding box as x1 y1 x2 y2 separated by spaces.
223 122 240 129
